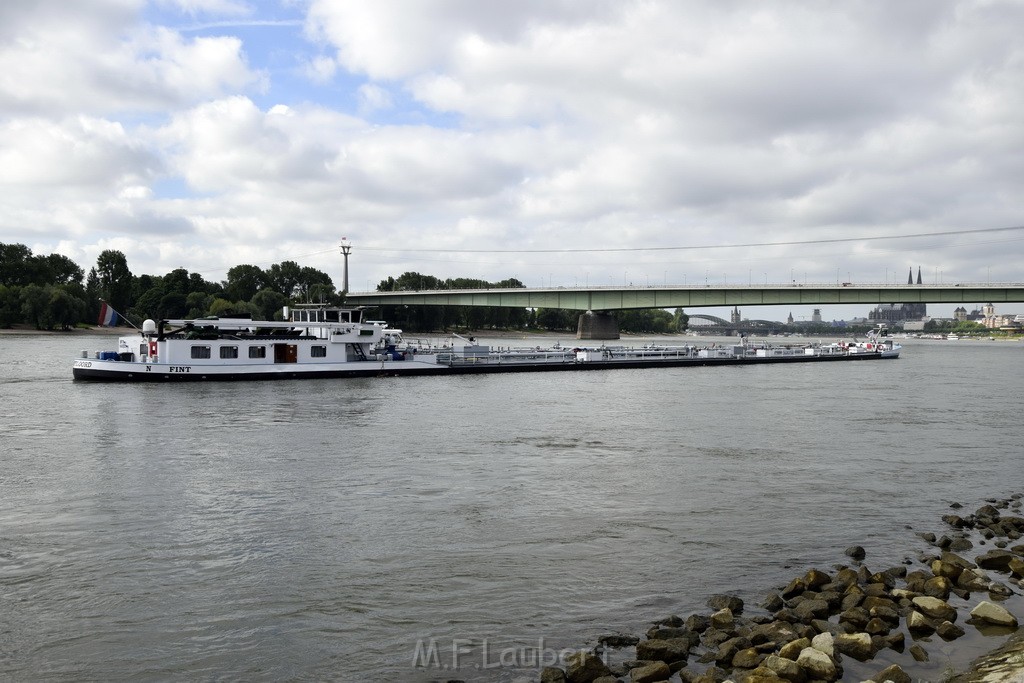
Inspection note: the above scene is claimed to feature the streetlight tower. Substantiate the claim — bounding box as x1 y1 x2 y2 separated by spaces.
340 238 352 295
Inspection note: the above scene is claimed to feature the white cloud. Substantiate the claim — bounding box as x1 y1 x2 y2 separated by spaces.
0 0 264 116
3 0 1024 305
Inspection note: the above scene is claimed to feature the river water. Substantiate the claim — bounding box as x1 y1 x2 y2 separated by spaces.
1 332 1023 682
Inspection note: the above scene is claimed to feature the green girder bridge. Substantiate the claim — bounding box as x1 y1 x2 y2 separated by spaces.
345 283 1024 339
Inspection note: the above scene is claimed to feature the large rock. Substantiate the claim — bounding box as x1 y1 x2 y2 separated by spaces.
810 632 834 657
923 576 953 599
732 647 763 669
957 567 992 591
793 599 830 623
969 600 1019 627
778 637 810 661
874 663 912 683
845 545 866 560
635 637 691 663
804 568 832 589
541 666 568 683
796 647 837 681
708 594 744 613
912 596 958 622
629 660 670 683
906 610 935 634
762 654 806 682
937 620 966 640
977 549 1016 570
564 652 612 683
1009 557 1024 578
709 607 734 631
834 632 873 661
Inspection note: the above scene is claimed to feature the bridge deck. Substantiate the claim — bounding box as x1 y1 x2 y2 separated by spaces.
345 284 1024 311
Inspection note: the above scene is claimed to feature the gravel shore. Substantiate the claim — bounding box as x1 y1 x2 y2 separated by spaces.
540 495 1023 683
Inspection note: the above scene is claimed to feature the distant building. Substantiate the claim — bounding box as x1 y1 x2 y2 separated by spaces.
811 308 822 323
787 311 794 324
954 306 967 321
868 267 928 324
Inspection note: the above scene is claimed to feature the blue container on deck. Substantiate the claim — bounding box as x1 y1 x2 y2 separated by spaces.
99 351 119 361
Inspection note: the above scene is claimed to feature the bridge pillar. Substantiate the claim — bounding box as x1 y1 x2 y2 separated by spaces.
576 311 619 340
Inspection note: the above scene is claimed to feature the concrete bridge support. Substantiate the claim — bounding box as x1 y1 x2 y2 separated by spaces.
576 311 620 340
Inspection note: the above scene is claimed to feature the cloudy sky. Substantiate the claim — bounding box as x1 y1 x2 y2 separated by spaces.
2 0 1023 318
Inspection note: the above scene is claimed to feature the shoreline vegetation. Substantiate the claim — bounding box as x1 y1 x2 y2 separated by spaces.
541 495 1023 683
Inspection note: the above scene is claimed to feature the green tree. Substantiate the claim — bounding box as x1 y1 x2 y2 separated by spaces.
296 266 335 301
0 243 33 286
20 284 49 329
0 285 20 327
35 253 84 286
267 260 303 298
48 286 86 330
223 265 266 301
251 288 289 320
95 250 133 313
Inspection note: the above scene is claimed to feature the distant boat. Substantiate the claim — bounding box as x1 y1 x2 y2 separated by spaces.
946 333 960 341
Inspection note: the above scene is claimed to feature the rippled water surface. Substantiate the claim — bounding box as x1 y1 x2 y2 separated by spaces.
2 333 1023 681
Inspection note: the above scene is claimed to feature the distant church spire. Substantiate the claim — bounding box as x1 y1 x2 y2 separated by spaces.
917 266 922 285
908 267 914 285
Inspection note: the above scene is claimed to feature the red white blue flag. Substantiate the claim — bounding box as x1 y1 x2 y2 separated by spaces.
97 302 119 327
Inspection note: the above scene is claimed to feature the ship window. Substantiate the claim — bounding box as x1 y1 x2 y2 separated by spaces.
311 345 327 358
326 310 339 322
191 346 211 359
220 346 239 359
249 346 266 359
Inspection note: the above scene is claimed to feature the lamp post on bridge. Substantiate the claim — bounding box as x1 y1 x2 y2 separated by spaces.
339 238 352 295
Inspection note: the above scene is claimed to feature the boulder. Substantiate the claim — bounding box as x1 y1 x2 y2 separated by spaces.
796 647 837 681
937 620 965 640
685 614 710 633
909 643 929 662
748 621 800 647
708 594 744 613
845 545 866 560
1008 557 1024 578
709 607 734 631
969 600 1019 627
760 593 784 612
564 652 612 683
645 628 697 648
629 660 671 683
810 632 833 657
732 647 763 669
778 637 810 661
912 596 958 622
781 577 806 599
599 633 640 648
635 637 690 664
804 569 832 589
864 617 890 635
838 606 869 629
541 666 568 683
906 610 935 634
977 549 1016 571
762 654 806 682
834 632 873 661
715 636 752 667
793 599 830 623
873 663 911 683
957 567 991 591
923 575 953 599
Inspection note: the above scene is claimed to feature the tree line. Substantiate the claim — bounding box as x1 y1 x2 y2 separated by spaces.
1 242 688 333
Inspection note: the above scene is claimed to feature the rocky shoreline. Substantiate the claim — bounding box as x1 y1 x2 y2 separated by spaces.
538 494 1023 683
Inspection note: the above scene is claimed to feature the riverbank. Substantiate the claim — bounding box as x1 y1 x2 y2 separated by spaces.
537 495 1023 683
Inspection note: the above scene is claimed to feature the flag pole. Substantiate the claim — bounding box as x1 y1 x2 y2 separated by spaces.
98 299 140 330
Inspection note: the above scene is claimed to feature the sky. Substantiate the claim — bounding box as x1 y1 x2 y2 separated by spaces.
2 0 1024 320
